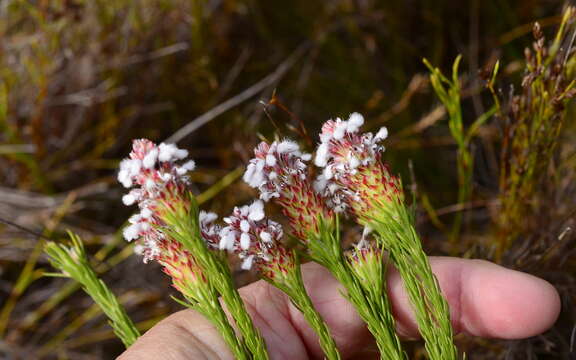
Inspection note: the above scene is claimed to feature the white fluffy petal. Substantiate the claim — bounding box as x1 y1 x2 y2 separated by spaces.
375 127 388 141
240 233 251 250
241 255 254 270
142 148 159 169
248 200 265 221
122 194 136 206
240 220 250 233
260 231 272 242
314 143 329 167
277 140 299 154
347 112 364 132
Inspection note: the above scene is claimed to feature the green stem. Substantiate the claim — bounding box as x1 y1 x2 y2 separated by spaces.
374 206 457 360
276 263 341 360
44 235 140 348
214 264 269 360
329 259 406 360
309 217 405 360
195 292 250 360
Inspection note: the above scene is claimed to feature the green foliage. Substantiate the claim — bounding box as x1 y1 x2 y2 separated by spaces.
43 232 140 348
159 193 268 360
423 56 498 248
370 200 458 360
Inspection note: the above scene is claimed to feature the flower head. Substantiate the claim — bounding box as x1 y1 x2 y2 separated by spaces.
243 140 332 241
158 240 209 299
219 200 295 280
119 139 210 262
314 113 402 221
346 240 384 291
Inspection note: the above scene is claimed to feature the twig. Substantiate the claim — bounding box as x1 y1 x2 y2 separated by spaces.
0 217 51 241
165 43 310 144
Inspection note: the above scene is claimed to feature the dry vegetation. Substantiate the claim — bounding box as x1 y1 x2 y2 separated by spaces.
0 0 575 359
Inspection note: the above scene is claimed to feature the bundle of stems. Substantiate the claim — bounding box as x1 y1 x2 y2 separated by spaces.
313 218 406 360
370 199 457 360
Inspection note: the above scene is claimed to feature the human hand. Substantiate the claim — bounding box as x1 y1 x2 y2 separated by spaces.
118 257 560 360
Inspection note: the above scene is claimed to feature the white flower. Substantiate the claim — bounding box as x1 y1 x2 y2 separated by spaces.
314 143 329 167
219 229 236 251
199 210 218 224
123 223 141 241
174 149 189 159
240 233 251 250
323 166 333 180
141 207 153 219
375 127 388 141
142 148 159 169
118 169 132 188
265 154 277 166
347 112 364 132
157 143 188 162
241 255 254 270
127 159 142 176
240 220 250 233
182 160 196 171
333 119 347 140
248 200 265 221
277 140 299 154
122 193 136 206
313 175 328 193
260 231 272 242
348 156 360 169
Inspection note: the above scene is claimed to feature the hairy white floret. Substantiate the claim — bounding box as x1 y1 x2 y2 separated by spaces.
182 160 196 171
240 220 250 233
123 223 141 241
158 143 177 162
248 200 265 221
142 148 158 169
241 255 254 270
265 154 277 166
219 229 236 251
347 112 364 132
333 120 347 140
277 140 299 154
141 207 153 219
175 149 188 159
122 194 136 206
375 126 388 141
199 210 218 224
315 143 329 167
260 231 272 242
240 233 251 250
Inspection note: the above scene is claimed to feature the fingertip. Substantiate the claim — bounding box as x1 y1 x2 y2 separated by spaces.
461 260 561 339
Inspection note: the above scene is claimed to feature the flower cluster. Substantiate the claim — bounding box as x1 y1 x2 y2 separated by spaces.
118 139 207 262
219 200 295 279
313 113 402 220
243 140 332 241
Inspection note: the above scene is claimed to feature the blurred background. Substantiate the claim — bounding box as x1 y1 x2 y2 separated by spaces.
1 0 575 358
